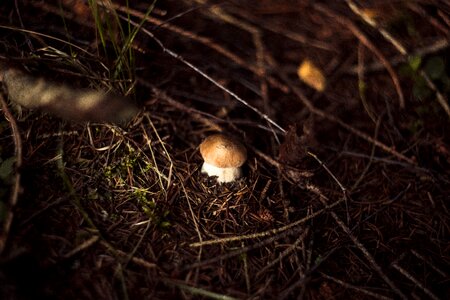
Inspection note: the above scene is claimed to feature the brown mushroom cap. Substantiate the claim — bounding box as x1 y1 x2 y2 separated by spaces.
200 134 247 168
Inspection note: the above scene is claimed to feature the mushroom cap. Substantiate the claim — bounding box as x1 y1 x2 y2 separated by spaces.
200 134 247 168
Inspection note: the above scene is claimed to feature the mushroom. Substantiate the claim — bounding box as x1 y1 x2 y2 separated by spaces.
199 133 247 183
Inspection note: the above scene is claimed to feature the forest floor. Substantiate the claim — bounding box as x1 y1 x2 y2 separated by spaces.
0 1 449 299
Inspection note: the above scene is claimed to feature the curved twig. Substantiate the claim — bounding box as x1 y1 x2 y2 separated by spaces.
314 3 405 109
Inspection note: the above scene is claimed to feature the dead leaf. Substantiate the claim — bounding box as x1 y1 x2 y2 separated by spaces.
297 59 326 92
61 0 93 22
279 119 316 166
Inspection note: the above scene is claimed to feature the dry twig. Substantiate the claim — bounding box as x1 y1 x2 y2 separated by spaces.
267 55 416 165
392 261 439 300
190 197 344 247
0 93 23 255
100 1 289 93
345 39 450 74
314 3 405 109
321 273 392 300
119 15 286 134
346 0 450 118
184 226 305 270
315 193 407 299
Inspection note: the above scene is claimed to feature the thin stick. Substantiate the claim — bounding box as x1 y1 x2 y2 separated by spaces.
314 3 405 109
164 48 286 134
206 4 285 144
229 7 334 51
242 241 251 293
307 151 346 194
0 93 23 254
162 279 238 300
104 2 289 92
407 3 449 36
190 197 344 247
0 25 95 57
268 54 415 164
345 39 450 74
117 15 286 134
100 240 157 269
351 115 382 191
62 235 100 258
184 226 304 270
419 70 450 118
346 0 407 55
392 261 440 300
321 273 392 300
304 151 350 224
410 250 449 278
278 248 337 299
345 1 450 118
315 194 407 299
255 228 309 277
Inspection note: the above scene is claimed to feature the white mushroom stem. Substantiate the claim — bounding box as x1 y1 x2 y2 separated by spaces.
201 162 242 183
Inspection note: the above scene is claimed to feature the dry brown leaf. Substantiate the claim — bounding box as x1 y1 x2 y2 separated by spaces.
297 59 326 92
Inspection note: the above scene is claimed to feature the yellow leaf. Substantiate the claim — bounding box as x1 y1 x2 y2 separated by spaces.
297 59 326 92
